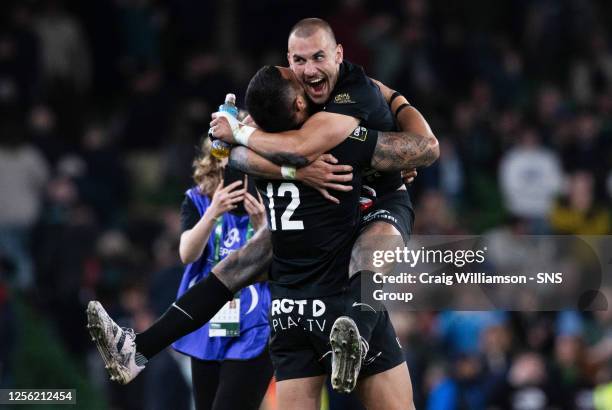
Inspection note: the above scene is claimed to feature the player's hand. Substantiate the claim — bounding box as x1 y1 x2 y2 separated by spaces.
210 114 237 144
401 168 418 185
370 77 395 103
243 176 267 230
297 154 353 204
209 179 246 217
242 114 259 128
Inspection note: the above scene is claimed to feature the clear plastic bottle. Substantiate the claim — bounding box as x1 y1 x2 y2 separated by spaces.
210 93 238 159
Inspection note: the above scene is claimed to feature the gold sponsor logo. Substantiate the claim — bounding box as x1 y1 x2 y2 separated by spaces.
333 93 356 104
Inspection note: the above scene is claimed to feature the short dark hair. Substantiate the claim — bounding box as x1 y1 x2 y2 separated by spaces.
289 18 336 45
245 66 299 133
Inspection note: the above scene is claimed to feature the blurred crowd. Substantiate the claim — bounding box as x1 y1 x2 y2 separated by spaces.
0 0 610 409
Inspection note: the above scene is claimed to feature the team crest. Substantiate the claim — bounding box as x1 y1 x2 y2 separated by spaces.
333 93 356 104
348 126 368 141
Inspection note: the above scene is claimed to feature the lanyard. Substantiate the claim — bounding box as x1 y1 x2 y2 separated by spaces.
209 216 255 337
212 216 254 266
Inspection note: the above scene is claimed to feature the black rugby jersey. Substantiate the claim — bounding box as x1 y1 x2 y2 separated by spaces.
256 126 378 298
323 60 408 200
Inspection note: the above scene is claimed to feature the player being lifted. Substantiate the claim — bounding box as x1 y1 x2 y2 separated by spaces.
88 65 435 409
211 17 433 398
212 64 436 409
87 18 437 409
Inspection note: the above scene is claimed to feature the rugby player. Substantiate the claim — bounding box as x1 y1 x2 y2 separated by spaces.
215 62 437 408
88 63 436 410
210 18 433 395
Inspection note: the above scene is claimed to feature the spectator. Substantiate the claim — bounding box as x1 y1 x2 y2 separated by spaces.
35 0 91 93
552 311 595 409
427 354 488 410
499 128 563 232
35 0 91 143
489 352 559 410
550 171 610 235
438 311 508 356
0 120 49 288
171 138 272 410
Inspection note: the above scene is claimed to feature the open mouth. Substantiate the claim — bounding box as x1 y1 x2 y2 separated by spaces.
305 78 327 96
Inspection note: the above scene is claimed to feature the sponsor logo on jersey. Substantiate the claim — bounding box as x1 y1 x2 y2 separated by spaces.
270 298 327 333
333 92 356 104
271 298 326 317
362 209 398 224
348 126 368 141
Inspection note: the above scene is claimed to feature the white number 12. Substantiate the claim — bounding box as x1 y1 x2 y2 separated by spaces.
265 182 304 231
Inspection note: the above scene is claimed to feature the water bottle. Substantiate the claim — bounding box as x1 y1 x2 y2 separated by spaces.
210 93 238 159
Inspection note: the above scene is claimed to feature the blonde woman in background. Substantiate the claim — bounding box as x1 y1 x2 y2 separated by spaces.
172 138 272 410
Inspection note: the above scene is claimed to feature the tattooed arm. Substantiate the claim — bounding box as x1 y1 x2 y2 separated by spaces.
230 146 354 203
211 111 359 167
229 146 284 179
370 105 439 171
370 131 438 171
213 227 272 292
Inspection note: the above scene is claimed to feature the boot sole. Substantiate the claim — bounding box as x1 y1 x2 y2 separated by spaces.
330 316 361 394
86 301 129 384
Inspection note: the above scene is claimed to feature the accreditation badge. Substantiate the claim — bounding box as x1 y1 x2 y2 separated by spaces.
209 291 241 337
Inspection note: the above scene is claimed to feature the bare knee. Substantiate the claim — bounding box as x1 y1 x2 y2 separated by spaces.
277 376 325 410
357 363 414 410
362 221 402 237
350 222 403 275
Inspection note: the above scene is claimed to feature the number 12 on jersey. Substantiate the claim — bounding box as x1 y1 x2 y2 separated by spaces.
265 182 304 231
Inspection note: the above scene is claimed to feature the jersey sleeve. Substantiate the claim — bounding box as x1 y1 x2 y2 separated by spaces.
323 67 381 122
180 195 200 232
355 127 379 168
332 126 379 170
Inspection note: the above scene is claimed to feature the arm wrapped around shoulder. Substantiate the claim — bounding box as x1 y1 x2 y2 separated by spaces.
370 103 439 172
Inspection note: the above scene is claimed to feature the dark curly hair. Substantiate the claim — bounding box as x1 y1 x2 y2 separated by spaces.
245 66 300 133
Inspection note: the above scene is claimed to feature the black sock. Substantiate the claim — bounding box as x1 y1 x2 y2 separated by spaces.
135 272 233 360
345 270 384 343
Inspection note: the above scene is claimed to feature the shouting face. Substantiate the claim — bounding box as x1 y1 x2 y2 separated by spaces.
288 28 343 105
